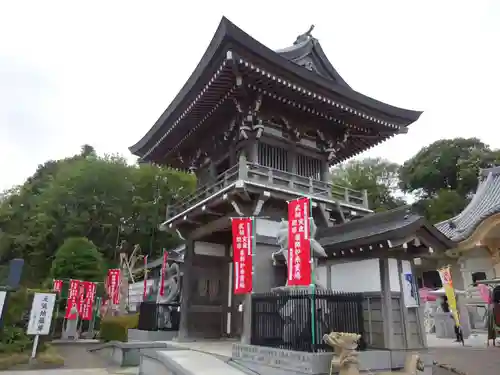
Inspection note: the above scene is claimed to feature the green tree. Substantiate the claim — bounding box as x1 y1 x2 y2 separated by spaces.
0 146 196 285
331 157 406 211
50 237 105 282
399 138 500 198
412 189 467 224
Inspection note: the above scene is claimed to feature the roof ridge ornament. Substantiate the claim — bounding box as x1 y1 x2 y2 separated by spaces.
294 24 315 45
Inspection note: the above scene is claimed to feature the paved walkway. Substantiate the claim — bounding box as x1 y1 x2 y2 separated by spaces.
428 333 500 375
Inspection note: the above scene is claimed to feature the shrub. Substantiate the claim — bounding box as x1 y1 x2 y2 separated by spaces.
100 314 139 342
50 237 105 282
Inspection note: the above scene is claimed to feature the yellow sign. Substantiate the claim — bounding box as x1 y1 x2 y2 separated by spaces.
438 266 461 327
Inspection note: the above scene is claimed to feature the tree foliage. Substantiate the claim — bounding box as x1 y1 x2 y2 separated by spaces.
0 146 196 285
399 137 500 223
399 138 500 198
50 237 105 282
331 157 406 212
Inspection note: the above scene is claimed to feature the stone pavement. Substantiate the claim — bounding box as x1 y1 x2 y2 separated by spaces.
428 333 500 375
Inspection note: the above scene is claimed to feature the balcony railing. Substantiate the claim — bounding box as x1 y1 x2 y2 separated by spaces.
166 161 368 219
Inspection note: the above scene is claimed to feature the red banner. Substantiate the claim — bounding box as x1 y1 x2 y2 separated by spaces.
159 251 168 296
107 269 121 304
81 281 97 321
65 279 80 320
287 197 311 286
53 279 63 293
143 255 148 301
77 281 86 315
232 217 253 294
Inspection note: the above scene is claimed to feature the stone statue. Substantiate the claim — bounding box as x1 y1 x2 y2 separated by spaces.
62 305 80 340
323 332 361 375
157 262 181 303
272 217 327 288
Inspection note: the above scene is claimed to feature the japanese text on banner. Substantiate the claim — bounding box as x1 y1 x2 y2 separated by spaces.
81 281 97 321
52 280 63 293
65 279 80 320
107 269 121 305
287 197 311 286
159 251 168 297
232 217 253 294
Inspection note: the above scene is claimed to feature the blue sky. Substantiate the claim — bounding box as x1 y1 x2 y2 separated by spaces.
1 1 499 191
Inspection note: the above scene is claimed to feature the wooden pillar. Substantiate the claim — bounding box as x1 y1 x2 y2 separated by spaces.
379 258 395 349
411 259 428 348
396 259 410 349
177 239 194 341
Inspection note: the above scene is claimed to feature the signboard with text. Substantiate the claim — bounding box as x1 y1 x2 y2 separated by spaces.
27 293 56 336
287 197 311 286
232 217 253 294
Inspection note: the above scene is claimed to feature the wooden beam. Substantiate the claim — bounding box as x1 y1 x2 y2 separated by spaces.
201 205 224 217
253 191 270 216
190 215 232 241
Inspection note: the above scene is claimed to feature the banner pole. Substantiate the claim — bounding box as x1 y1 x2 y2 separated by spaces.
308 197 316 350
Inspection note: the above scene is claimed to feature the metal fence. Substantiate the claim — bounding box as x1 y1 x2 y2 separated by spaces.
137 302 180 331
251 289 365 352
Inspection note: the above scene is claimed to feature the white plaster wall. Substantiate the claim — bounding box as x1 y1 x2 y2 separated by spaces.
316 264 328 288
255 218 280 237
329 259 381 293
388 259 413 292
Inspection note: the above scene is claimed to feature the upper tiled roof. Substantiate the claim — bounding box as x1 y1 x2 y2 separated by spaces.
435 166 500 242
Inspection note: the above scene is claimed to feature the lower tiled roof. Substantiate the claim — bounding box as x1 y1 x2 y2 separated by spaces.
435 166 500 242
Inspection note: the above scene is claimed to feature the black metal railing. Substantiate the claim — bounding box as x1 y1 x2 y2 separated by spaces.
251 290 365 352
137 302 180 331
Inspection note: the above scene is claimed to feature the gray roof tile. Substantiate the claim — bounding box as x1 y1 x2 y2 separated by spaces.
435 166 500 242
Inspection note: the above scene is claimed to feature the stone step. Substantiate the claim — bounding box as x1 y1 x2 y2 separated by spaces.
140 349 246 375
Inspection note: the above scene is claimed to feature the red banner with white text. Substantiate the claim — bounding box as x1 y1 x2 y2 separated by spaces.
107 269 121 305
81 281 97 321
287 197 311 286
159 251 168 296
53 279 63 293
143 255 148 301
65 279 80 320
232 217 253 294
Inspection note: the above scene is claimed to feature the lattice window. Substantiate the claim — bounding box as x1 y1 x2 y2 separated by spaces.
258 143 289 172
297 154 321 180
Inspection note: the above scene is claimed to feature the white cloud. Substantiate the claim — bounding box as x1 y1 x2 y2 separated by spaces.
1 0 499 191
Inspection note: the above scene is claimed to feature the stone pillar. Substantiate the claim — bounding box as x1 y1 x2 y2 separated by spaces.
177 239 194 341
379 258 395 349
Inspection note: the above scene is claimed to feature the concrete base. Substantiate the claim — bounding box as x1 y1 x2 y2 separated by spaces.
89 341 171 367
128 329 178 342
231 344 434 374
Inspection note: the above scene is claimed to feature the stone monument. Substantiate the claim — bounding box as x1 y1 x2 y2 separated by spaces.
62 305 79 340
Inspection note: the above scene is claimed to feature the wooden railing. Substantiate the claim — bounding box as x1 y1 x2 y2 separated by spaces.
166 161 368 218
167 164 239 217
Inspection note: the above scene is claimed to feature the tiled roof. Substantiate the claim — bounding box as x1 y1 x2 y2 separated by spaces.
435 166 500 242
318 206 453 251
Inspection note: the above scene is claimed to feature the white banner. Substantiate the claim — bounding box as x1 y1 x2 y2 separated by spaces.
402 272 419 308
27 293 56 336
0 291 6 318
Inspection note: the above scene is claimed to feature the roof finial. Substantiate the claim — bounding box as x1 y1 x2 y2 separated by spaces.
294 24 315 45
